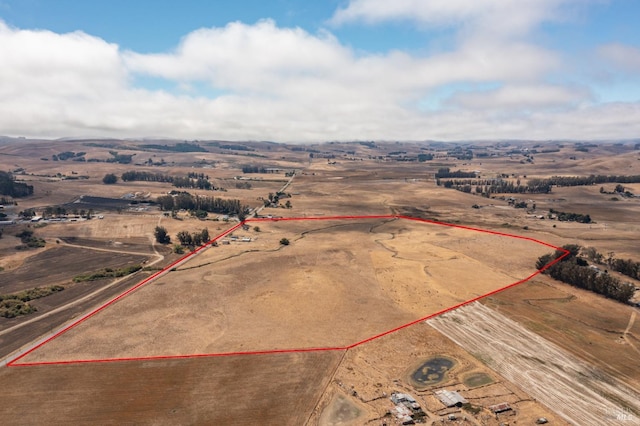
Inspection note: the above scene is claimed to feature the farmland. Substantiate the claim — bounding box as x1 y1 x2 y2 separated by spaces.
1 138 639 424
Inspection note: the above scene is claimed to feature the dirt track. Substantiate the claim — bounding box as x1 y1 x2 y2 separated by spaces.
428 302 640 425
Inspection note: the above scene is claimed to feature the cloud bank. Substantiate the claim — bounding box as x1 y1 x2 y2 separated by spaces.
0 0 639 141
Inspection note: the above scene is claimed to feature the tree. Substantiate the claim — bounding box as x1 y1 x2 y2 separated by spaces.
102 173 118 184
177 231 192 246
154 226 171 244
280 238 290 246
285 200 292 209
19 209 35 219
253 226 261 232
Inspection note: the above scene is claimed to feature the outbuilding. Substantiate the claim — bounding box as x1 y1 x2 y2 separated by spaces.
435 389 468 408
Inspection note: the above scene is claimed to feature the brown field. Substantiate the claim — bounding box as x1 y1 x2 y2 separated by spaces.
17 217 549 363
0 350 343 426
1 138 639 424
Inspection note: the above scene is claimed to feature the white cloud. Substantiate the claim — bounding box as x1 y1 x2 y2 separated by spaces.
445 84 591 110
330 0 586 39
0 12 639 142
598 43 640 73
0 21 125 100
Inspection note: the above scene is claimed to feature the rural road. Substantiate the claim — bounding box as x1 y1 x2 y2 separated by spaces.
253 172 295 216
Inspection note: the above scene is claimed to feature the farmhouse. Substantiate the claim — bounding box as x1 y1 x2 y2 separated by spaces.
390 392 426 424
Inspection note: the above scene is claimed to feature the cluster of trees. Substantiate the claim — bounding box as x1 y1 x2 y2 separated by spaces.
609 258 640 281
52 151 85 161
176 228 210 248
172 176 214 190
235 181 252 189
103 173 118 184
156 192 248 218
107 151 133 164
0 171 34 197
536 245 635 303
582 247 640 281
263 191 291 208
417 153 434 162
435 168 476 179
242 165 268 173
600 184 635 197
447 148 473 160
15 229 45 249
549 208 591 223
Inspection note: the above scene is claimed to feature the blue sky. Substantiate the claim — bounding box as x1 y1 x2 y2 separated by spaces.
1 0 639 141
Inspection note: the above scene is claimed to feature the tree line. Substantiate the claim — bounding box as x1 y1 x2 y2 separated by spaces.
435 168 476 179
549 208 592 223
436 174 640 196
436 178 552 194
139 142 207 153
537 244 635 303
156 192 248 217
242 165 268 173
542 174 640 187
113 171 217 190
121 171 173 183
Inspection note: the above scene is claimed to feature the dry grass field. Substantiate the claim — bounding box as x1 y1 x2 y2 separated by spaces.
1 138 639 424
17 216 550 363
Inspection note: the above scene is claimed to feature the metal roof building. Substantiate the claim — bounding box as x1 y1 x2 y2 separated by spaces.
435 389 468 407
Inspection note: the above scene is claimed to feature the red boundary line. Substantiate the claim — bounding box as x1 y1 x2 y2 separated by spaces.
7 215 568 367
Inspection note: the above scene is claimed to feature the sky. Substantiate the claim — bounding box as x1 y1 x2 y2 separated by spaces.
1 0 640 142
